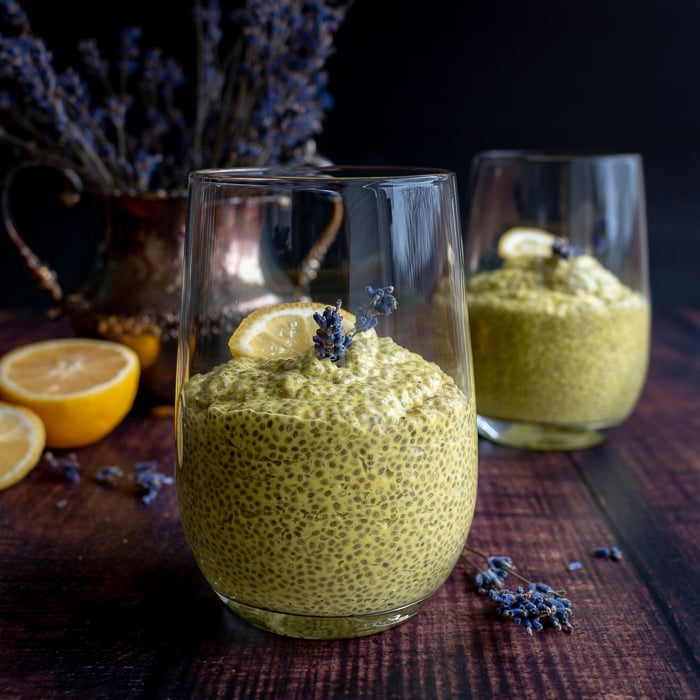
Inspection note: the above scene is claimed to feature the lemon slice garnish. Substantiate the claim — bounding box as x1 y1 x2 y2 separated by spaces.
497 227 556 258
228 301 357 359
0 338 140 449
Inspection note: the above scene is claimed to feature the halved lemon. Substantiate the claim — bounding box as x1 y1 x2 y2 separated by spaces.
0 401 46 490
498 227 556 258
228 301 357 359
117 334 161 369
0 338 140 449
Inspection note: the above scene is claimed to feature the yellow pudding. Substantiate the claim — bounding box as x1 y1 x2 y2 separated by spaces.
176 328 477 637
467 254 650 429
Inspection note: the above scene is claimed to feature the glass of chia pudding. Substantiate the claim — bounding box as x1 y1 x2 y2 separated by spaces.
175 167 478 638
464 151 651 450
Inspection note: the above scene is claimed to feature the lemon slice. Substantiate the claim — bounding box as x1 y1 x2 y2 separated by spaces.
0 338 140 449
497 227 556 258
228 301 357 359
0 401 46 490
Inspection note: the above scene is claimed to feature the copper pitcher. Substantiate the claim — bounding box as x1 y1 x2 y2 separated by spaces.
2 164 330 405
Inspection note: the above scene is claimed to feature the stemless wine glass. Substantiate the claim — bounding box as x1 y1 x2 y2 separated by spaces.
175 166 478 639
464 151 651 450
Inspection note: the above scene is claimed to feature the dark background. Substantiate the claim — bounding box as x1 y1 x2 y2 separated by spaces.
1 0 698 310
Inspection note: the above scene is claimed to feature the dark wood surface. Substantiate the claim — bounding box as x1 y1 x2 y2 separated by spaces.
1 307 699 700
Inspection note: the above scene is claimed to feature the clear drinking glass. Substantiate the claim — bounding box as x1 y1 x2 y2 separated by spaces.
464 151 651 450
175 166 478 639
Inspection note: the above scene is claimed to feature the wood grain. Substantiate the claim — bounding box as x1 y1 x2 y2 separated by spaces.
1 309 699 699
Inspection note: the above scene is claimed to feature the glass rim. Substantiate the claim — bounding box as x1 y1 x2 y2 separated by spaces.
472 149 643 164
188 164 455 185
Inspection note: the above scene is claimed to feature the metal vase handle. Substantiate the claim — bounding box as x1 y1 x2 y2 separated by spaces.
297 191 344 292
1 162 83 315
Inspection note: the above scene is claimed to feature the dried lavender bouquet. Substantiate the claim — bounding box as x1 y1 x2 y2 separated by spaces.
0 0 351 193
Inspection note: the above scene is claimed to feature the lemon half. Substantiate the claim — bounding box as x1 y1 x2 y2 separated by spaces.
0 338 140 448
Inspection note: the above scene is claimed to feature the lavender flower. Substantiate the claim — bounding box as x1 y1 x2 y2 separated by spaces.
0 0 26 27
232 0 346 165
95 465 124 487
593 545 623 561
0 0 351 193
489 585 574 634
313 285 398 363
95 460 173 504
354 285 397 333
130 460 173 504
44 450 81 483
472 555 514 594
551 236 583 259
313 299 353 362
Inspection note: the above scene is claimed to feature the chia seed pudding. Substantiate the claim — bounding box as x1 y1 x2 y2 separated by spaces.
467 254 650 429
176 332 478 636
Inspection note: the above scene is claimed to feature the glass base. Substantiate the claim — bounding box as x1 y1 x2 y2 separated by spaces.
217 594 425 639
477 415 605 450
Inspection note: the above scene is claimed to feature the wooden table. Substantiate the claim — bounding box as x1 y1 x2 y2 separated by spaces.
1 308 699 699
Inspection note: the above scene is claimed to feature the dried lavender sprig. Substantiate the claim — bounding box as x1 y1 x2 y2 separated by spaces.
552 236 573 259
129 460 174 504
551 236 583 260
593 545 623 561
473 566 508 594
467 544 566 596
465 544 573 634
94 460 173 504
231 0 350 166
463 548 514 594
0 31 119 187
95 465 124 488
489 585 574 635
0 12 118 178
313 299 353 362
353 285 397 334
0 0 28 29
43 450 81 483
609 546 623 560
191 0 225 168
312 285 397 363
0 4 170 189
